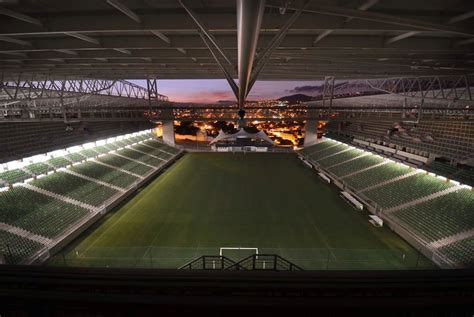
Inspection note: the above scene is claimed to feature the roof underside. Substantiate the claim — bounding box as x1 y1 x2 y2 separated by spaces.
1 0 473 80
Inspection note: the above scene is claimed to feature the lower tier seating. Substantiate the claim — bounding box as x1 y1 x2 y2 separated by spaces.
71 161 139 188
330 154 384 177
0 187 89 238
0 169 31 184
308 144 348 161
301 140 337 155
364 173 454 209
438 237 474 267
97 154 153 176
31 172 119 207
0 230 44 264
392 189 474 242
344 162 411 190
26 162 51 175
317 148 364 168
116 148 164 167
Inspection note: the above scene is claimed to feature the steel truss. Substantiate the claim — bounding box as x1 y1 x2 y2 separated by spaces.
0 73 168 102
366 75 473 102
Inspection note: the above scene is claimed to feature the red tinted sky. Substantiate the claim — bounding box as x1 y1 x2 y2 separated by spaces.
130 79 322 103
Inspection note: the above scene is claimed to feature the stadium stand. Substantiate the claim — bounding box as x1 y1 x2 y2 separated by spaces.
0 130 182 265
438 237 474 267
0 230 44 264
391 189 474 242
300 137 474 268
70 161 139 189
48 157 70 169
363 173 454 209
26 163 51 175
330 154 384 177
0 169 31 185
344 162 411 191
0 187 89 238
31 172 119 207
97 155 152 176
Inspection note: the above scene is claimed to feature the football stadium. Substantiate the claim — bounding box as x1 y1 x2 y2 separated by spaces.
0 0 473 313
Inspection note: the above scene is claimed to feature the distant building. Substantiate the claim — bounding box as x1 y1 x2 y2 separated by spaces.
210 128 274 152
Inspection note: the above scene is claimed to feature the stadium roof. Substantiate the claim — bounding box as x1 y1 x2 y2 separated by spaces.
1 0 474 81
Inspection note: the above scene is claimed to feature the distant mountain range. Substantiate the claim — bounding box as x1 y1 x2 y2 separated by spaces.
277 94 314 103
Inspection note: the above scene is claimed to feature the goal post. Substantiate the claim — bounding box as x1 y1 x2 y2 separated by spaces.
219 247 259 260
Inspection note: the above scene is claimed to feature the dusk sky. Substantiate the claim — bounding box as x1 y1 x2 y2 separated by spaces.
131 79 323 103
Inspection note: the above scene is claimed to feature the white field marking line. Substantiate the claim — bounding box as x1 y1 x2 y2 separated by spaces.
219 247 259 257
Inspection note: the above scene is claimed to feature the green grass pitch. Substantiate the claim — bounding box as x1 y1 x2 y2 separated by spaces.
48 153 434 270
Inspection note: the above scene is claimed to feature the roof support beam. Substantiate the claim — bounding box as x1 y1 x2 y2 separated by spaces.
447 10 474 24
198 31 238 100
266 2 474 36
0 7 43 26
113 48 131 55
179 0 234 67
312 0 378 46
249 2 306 95
0 35 31 46
64 32 100 45
385 31 420 45
55 49 78 55
106 0 141 23
150 30 170 44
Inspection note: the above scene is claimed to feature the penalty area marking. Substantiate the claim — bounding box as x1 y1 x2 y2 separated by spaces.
219 247 259 257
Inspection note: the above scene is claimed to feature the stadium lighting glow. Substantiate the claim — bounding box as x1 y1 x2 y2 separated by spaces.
96 139 106 146
57 168 67 172
49 149 67 157
437 175 447 182
0 187 9 192
24 178 34 183
37 174 47 179
461 185 472 190
29 154 49 163
451 180 460 186
98 154 106 158
83 142 95 149
7 160 27 170
107 137 116 143
68 146 82 153
12 182 23 187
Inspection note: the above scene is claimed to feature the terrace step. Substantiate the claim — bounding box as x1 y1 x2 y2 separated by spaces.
92 160 144 179
316 148 352 162
111 153 156 169
384 186 462 214
360 170 420 193
20 183 97 212
129 147 166 161
306 143 340 156
341 161 389 179
0 221 52 246
141 142 174 156
429 228 474 249
327 152 370 169
63 169 126 193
